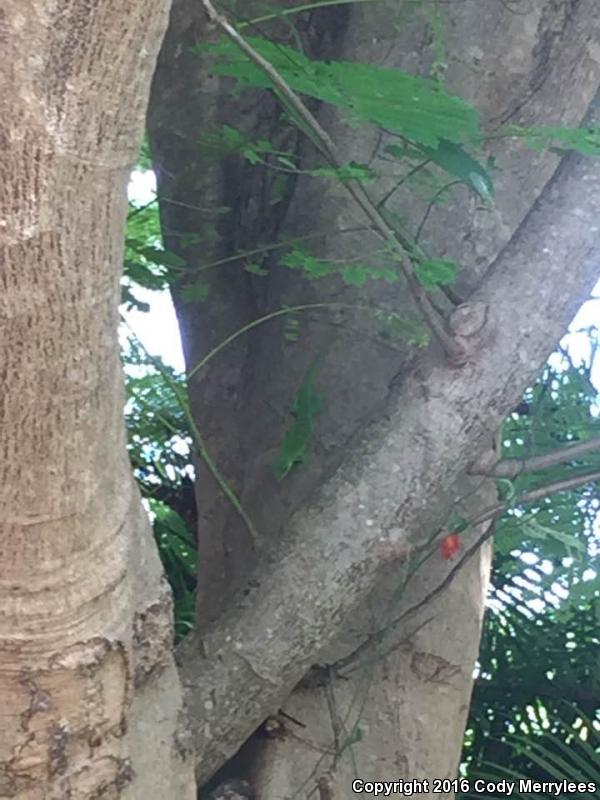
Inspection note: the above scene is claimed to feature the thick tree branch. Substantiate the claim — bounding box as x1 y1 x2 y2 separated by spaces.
177 88 600 785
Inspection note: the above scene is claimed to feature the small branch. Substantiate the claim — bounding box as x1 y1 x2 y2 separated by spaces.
121 317 262 546
127 196 157 220
335 615 434 676
187 302 347 382
414 180 463 244
240 0 385 28
192 225 369 274
470 437 600 478
200 0 339 159
376 159 431 210
473 468 600 526
186 300 431 384
323 669 343 766
199 0 465 365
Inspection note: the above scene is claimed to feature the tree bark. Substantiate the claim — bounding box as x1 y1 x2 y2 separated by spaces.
148 1 600 794
0 2 194 797
174 111 600 781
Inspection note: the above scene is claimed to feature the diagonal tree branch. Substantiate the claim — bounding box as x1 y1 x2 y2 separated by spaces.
176 87 600 784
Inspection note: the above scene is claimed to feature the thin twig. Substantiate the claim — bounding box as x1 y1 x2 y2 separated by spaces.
323 668 342 766
336 615 434 676
122 317 262 546
189 226 369 274
468 468 600 528
376 160 431 210
414 180 463 244
186 301 421 383
470 437 600 478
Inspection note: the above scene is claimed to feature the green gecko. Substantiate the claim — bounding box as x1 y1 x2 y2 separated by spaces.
273 357 322 481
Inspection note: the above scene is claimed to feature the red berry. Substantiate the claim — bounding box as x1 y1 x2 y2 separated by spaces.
440 532 461 560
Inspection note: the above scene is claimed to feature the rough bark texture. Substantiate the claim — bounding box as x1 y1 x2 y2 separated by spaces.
232 514 493 800
0 2 194 797
147 0 600 794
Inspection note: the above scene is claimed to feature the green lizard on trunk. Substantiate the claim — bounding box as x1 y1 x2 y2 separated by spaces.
273 356 322 481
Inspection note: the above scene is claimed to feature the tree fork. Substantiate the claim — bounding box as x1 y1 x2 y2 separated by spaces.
177 89 600 782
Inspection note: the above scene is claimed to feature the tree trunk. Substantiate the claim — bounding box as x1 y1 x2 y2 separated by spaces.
0 2 194 797
5 1 598 797
148 0 600 794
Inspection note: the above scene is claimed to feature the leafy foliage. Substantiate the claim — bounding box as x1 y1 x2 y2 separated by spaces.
414 258 459 290
123 196 187 312
462 715 600 799
198 36 480 148
150 499 197 640
385 139 494 203
505 125 600 157
462 350 600 791
209 125 378 183
281 247 398 287
121 332 197 640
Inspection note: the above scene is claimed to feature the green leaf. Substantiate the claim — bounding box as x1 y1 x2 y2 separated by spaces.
123 259 168 291
276 154 297 170
137 246 187 269
245 262 269 276
468 171 495 203
505 125 600 156
496 478 516 503
374 309 430 347
121 285 151 313
151 501 197 577
414 258 458 289
198 36 480 148
220 124 246 151
281 249 336 280
521 519 586 557
282 248 399 287
340 265 368 286
270 174 290 205
273 359 321 481
427 139 494 201
388 138 495 201
446 512 469 534
244 147 262 165
341 264 398 286
343 727 363 748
